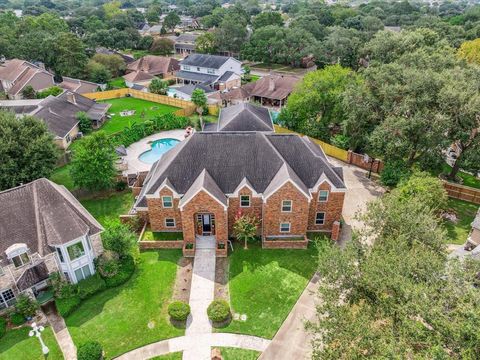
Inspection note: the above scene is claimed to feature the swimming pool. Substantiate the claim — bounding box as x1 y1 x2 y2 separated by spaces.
167 88 177 97
138 138 180 164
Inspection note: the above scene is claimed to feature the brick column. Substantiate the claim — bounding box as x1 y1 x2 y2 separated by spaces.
331 221 341 241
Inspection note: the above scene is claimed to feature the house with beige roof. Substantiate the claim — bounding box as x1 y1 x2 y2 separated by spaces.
242 74 301 107
124 56 180 89
0 59 54 100
59 77 102 94
0 178 104 311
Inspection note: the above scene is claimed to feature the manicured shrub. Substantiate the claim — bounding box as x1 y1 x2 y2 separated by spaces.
10 312 25 326
104 255 135 288
0 317 6 338
168 301 191 321
77 341 103 360
207 300 230 323
56 295 81 317
115 181 127 191
96 251 120 278
78 274 106 300
380 160 411 187
15 294 38 318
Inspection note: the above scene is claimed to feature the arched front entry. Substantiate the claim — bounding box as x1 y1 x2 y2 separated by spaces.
195 213 216 236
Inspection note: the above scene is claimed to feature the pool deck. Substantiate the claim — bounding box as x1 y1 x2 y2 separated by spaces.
124 130 186 175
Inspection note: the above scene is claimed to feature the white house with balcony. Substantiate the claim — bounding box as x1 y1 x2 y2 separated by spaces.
175 54 242 91
0 178 103 311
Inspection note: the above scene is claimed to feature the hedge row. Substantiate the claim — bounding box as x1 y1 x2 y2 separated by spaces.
56 256 135 318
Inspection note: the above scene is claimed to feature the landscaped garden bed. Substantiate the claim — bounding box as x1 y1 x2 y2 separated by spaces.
218 241 318 339
182 242 195 257
65 250 183 359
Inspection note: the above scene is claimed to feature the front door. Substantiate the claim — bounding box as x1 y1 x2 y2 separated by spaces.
202 214 212 235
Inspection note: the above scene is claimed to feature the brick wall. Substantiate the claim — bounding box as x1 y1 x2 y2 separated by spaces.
227 186 263 236
263 182 309 237
180 190 228 242
147 188 183 232
307 182 345 231
347 151 384 173
139 241 183 249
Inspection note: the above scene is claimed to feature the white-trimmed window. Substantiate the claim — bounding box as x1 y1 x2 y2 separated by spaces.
66 134 71 143
183 65 190 71
162 196 173 208
315 212 326 225
319 190 329 202
207 68 215 74
165 218 176 227
56 247 65 263
280 222 291 233
67 241 85 261
281 200 292 212
74 265 92 282
240 195 250 207
0 289 15 309
12 252 30 268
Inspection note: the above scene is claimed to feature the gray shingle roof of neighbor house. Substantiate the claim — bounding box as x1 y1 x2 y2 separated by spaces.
209 103 274 132
176 83 215 97
134 132 346 208
175 70 218 84
180 54 233 69
176 33 198 43
0 178 103 264
217 71 236 82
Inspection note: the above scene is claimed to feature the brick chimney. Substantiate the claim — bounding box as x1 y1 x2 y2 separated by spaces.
268 75 275 92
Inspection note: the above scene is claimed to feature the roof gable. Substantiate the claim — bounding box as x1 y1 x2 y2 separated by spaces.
216 103 273 132
179 169 228 209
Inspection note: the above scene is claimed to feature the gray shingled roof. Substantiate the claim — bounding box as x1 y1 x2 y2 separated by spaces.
217 71 235 82
175 70 218 83
16 262 49 291
179 169 227 207
0 179 103 263
135 132 345 208
180 54 231 69
176 84 215 97
212 103 273 132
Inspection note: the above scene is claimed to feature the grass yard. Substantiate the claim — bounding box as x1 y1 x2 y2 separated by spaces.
220 241 318 339
66 250 183 359
219 347 260 359
434 163 480 190
142 231 184 241
99 97 179 134
80 191 133 226
0 327 63 360
444 198 478 245
50 164 75 191
107 77 127 89
149 353 182 360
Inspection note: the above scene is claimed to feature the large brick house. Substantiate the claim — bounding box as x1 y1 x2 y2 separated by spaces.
133 128 346 251
0 179 104 311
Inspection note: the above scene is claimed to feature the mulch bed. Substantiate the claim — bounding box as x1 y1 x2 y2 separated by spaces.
214 257 230 301
173 257 193 303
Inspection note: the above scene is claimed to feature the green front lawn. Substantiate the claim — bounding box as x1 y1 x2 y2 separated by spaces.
219 347 260 360
149 353 182 360
80 191 133 227
444 198 478 245
66 250 183 359
0 327 63 360
220 241 318 339
142 231 184 241
100 98 179 134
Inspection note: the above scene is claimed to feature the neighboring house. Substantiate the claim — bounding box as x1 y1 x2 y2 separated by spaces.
0 59 54 99
174 33 198 55
96 47 135 64
174 83 216 101
59 77 101 94
0 178 104 311
203 103 273 132
125 55 180 84
123 71 154 89
132 131 346 251
175 54 242 91
242 74 300 108
140 24 163 36
0 91 110 149
208 87 251 107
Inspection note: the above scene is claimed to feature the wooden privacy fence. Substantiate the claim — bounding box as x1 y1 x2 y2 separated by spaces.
442 181 480 205
82 88 199 116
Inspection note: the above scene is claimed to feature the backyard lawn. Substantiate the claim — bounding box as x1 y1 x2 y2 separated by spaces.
66 250 183 359
80 191 134 226
142 231 184 241
107 77 126 89
149 353 182 360
99 98 179 134
444 198 478 245
50 164 75 191
0 327 63 360
219 241 318 339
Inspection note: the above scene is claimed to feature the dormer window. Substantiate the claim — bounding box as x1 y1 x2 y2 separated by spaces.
12 252 30 268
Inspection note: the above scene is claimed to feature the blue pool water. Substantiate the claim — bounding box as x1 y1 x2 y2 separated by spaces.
270 110 280 124
138 138 180 164
167 88 177 97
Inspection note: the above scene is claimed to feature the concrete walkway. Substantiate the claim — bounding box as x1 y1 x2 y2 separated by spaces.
183 235 216 360
43 303 77 360
258 273 320 360
115 333 270 360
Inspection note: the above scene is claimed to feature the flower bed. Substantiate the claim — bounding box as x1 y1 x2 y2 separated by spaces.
183 242 195 257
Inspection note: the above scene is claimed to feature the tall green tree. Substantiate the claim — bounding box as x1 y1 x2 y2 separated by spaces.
252 11 283 29
196 32 217 54
191 88 207 129
0 110 58 191
148 78 168 95
163 11 180 32
52 32 88 78
70 132 117 191
214 13 247 55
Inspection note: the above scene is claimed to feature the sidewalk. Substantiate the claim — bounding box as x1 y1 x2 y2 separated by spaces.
258 273 320 360
43 302 77 360
183 236 216 360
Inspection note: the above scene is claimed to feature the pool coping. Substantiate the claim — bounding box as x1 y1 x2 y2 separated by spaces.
124 130 186 175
